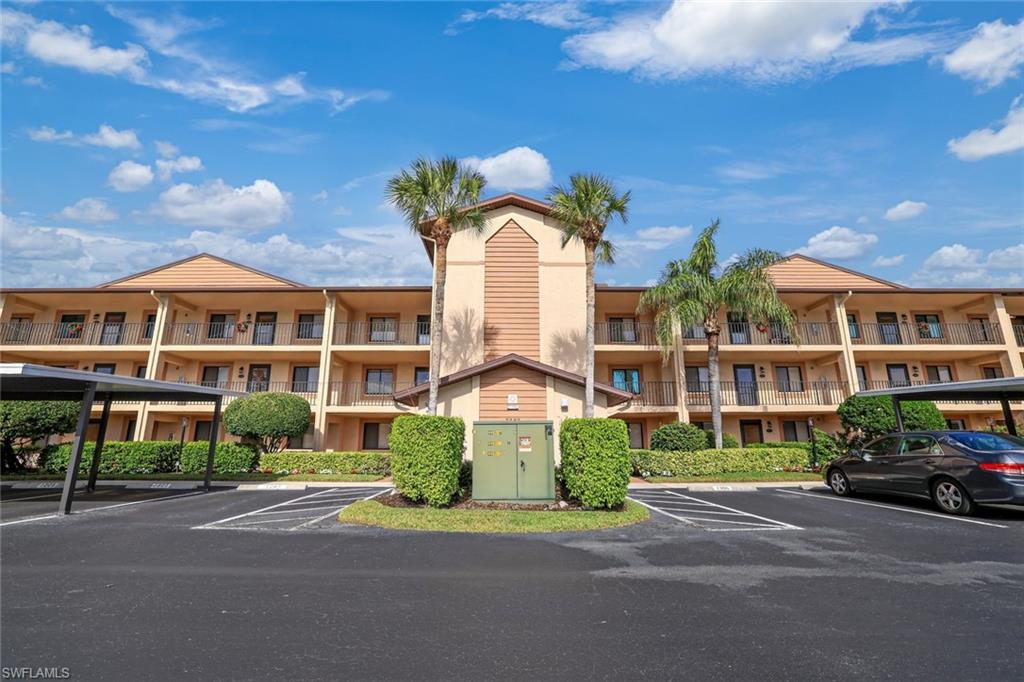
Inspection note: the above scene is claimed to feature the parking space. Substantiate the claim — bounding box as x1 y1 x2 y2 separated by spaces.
0 484 210 526
194 486 388 531
629 487 802 531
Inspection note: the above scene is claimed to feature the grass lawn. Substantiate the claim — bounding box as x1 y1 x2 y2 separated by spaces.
646 471 821 483
1 472 384 483
338 499 650 533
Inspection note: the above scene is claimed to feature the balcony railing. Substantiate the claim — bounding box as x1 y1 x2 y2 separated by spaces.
849 321 1002 345
0 321 151 346
150 380 318 406
332 321 430 346
595 322 659 345
1014 325 1024 346
858 380 1011 405
679 322 840 345
686 381 850 407
614 381 677 407
162 322 324 346
328 381 413 406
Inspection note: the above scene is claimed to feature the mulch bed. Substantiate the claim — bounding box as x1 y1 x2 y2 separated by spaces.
375 484 619 512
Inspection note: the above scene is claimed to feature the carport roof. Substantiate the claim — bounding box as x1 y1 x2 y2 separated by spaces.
0 363 246 401
856 376 1024 402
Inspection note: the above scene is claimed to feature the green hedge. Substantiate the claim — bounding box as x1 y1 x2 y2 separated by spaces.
180 442 259 474
259 451 390 476
559 418 631 509
745 429 844 465
632 447 809 478
38 441 180 475
704 429 740 449
389 415 464 507
650 422 707 452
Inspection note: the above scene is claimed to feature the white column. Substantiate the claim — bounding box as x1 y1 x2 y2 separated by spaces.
312 292 337 450
989 294 1024 377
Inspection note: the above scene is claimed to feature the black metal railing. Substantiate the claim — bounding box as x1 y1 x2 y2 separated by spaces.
150 380 318 406
162 322 324 346
595 322 659 345
849 321 1002 345
0 321 150 346
328 381 413 406
332 321 430 345
721 322 840 345
1014 325 1024 346
858 380 1007 405
686 380 850 407
613 381 677 407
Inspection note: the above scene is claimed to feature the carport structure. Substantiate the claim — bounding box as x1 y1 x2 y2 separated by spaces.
858 376 1024 436
0 364 244 514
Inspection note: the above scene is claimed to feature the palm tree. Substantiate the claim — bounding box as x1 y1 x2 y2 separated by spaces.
547 174 630 417
386 157 486 414
639 220 794 448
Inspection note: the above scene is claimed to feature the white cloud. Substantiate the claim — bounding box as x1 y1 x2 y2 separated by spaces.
149 178 290 230
462 146 553 190
56 197 118 223
856 215 869 224
872 254 905 267
0 61 16 74
560 1 951 83
21 74 43 87
155 155 203 181
447 1 599 35
81 124 141 150
922 243 981 269
311 190 328 202
986 244 1024 269
942 19 1024 90
716 160 788 181
793 226 878 259
948 96 1024 161
634 225 692 244
911 242 1024 287
154 140 179 158
333 205 353 217
108 160 154 192
27 125 72 142
884 199 928 221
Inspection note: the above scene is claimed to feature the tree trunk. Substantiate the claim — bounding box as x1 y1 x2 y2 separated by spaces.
428 239 448 415
708 330 723 449
584 243 595 418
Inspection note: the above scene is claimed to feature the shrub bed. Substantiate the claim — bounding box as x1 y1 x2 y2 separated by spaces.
39 441 179 475
650 422 706 452
389 414 464 507
703 430 739 449
180 442 259 474
559 418 631 509
745 430 844 465
259 451 390 476
632 447 809 478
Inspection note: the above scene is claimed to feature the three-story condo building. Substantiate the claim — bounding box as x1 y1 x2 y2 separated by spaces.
2 193 1022 454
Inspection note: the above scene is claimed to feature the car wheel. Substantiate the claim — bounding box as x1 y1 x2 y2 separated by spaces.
931 478 976 516
828 468 852 497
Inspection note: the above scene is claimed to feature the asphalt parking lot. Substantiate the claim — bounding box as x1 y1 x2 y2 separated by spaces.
2 484 1023 680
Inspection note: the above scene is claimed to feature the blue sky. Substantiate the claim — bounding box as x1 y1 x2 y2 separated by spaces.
1 1 1022 288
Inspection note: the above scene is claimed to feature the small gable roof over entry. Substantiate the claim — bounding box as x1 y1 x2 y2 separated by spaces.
98 253 306 289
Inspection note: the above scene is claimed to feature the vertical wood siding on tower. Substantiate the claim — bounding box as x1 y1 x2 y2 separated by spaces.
479 365 547 419
484 221 540 360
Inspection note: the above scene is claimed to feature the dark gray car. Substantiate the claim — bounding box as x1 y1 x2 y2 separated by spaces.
825 431 1024 515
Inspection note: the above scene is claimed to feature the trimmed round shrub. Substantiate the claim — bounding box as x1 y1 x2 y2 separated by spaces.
180 442 259 474
650 422 706 452
259 451 390 476
632 447 808 478
837 395 945 447
704 429 739 449
1 400 80 472
389 415 464 507
559 418 631 509
223 392 311 453
38 441 179 475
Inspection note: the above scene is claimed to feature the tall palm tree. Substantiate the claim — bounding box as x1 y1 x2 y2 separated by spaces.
639 220 794 448
547 174 630 417
386 157 486 414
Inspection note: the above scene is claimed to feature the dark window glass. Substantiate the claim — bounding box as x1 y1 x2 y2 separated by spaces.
93 363 116 375
863 436 898 457
193 421 212 442
365 369 394 394
296 313 324 340
362 422 391 450
414 367 429 385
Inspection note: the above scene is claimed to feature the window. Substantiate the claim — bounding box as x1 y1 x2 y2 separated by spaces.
7 314 33 343
134 365 147 378
846 313 860 340
626 423 644 449
291 366 319 393
142 313 157 339
193 421 212 442
365 368 394 395
727 312 750 344
862 436 898 457
414 367 429 385
296 313 324 340
207 313 236 339
368 316 397 343
201 366 230 388
886 364 910 387
899 436 942 456
362 422 391 450
253 312 277 345
856 366 869 391
611 368 641 394
93 363 116 374
775 366 804 392
608 317 637 343
914 313 942 340
100 312 126 345
782 420 811 442
982 366 1004 379
288 424 315 450
125 419 137 441
947 432 1024 451
57 313 86 339
685 366 709 391
969 316 992 342
691 421 711 432
926 365 953 384
247 365 272 392
416 315 431 345
945 419 966 430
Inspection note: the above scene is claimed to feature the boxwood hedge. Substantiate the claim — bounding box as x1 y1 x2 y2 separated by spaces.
39 440 180 475
389 414 464 507
180 442 259 474
559 418 631 509
650 422 706 452
632 447 809 478
259 451 390 476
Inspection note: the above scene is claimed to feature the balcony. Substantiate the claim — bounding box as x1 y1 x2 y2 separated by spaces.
1014 325 1024 346
681 322 840 346
332 321 430 346
0 321 151 346
163 322 323 346
328 381 413 407
849 322 1002 346
615 381 677 408
595 322 659 346
150 380 319 406
858 380 1014 407
686 381 850 407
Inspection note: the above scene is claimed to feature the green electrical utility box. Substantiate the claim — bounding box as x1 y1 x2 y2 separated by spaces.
472 421 555 502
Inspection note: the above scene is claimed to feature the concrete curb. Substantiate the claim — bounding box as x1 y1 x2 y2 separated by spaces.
2 479 393 492
628 480 827 492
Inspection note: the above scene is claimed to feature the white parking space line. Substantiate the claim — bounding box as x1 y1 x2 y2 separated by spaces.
780 489 1009 528
194 489 338 529
0 490 208 527
629 488 801 532
195 486 385 531
290 487 391 530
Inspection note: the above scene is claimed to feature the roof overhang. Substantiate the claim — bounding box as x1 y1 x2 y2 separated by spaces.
856 377 1024 402
0 364 246 402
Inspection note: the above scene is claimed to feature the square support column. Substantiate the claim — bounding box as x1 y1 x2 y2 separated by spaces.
86 393 113 492
892 396 905 432
204 396 222 491
1001 398 1017 436
59 383 96 515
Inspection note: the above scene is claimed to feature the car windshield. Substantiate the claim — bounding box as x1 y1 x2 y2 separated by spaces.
946 432 1024 451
